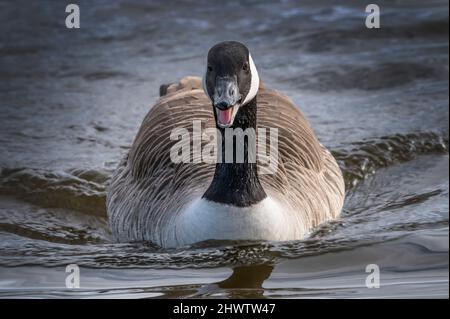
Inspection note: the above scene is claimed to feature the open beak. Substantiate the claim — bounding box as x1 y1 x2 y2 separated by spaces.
213 76 242 128
215 103 241 128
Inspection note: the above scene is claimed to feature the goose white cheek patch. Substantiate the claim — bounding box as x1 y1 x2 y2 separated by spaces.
242 53 259 106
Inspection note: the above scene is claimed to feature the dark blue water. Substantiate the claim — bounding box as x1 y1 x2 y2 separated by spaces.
0 0 448 298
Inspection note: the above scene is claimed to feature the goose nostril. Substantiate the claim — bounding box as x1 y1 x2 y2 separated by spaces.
215 101 229 110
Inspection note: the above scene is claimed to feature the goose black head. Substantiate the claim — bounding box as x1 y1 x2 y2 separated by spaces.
202 41 260 128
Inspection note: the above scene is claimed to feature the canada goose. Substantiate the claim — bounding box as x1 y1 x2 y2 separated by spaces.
107 41 345 248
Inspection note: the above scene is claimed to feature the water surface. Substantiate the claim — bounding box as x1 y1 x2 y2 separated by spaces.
0 0 448 298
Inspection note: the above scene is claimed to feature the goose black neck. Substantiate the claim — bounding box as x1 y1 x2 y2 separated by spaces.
203 98 267 207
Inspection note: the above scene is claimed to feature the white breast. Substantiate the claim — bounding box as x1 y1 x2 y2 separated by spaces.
163 197 308 247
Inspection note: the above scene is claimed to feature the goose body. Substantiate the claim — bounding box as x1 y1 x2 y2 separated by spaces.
107 42 345 248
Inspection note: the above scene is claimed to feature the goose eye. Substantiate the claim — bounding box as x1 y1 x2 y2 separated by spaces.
242 62 249 72
207 66 213 72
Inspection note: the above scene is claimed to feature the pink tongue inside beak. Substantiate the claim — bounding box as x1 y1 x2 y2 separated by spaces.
217 107 233 125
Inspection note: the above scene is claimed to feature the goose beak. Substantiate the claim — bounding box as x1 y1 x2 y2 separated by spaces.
215 103 241 128
213 77 241 128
